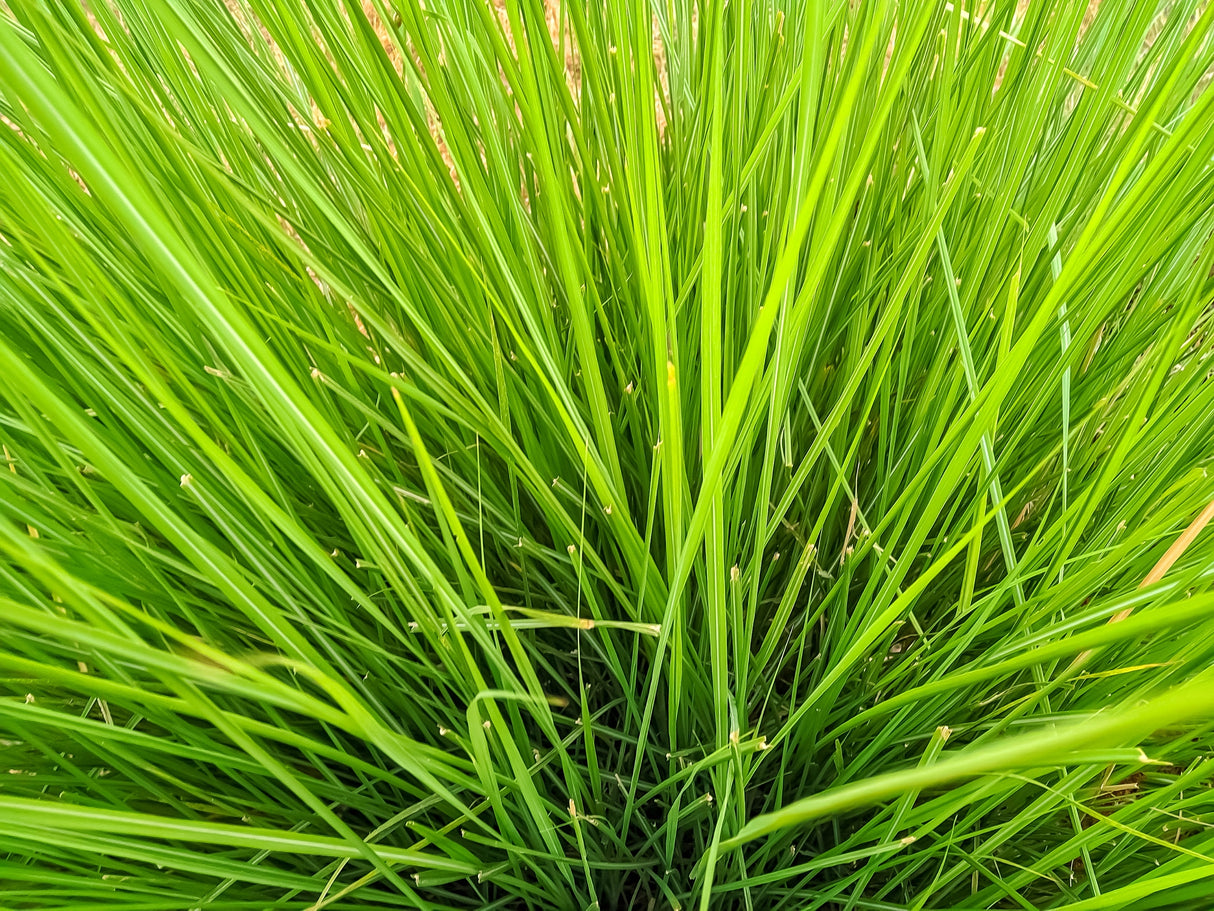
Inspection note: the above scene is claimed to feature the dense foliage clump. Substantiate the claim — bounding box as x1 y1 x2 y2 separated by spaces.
2 0 1214 908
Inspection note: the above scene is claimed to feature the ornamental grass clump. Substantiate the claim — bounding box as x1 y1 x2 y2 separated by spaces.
2 0 1214 907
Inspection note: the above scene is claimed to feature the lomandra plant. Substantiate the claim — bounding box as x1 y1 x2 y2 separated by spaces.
2 0 1214 907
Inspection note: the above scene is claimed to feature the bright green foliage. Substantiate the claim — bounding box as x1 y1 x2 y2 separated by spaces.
1 0 1214 907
